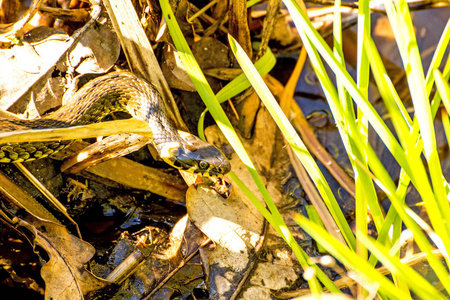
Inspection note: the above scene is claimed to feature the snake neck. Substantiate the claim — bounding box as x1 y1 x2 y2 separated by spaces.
39 72 182 144
0 71 231 175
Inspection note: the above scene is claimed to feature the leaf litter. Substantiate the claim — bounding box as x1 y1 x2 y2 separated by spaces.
2 0 443 299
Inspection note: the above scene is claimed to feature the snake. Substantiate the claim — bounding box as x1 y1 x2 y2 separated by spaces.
0 71 231 177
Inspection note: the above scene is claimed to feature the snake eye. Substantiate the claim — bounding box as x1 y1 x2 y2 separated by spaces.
198 161 210 170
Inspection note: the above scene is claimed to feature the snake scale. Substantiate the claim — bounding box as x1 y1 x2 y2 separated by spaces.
0 72 231 177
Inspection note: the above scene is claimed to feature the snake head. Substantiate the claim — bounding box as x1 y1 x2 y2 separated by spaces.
158 132 231 177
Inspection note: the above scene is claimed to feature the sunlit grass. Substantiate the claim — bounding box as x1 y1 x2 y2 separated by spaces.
161 0 450 297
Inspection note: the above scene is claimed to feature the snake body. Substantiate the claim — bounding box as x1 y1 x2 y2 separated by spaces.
0 72 231 177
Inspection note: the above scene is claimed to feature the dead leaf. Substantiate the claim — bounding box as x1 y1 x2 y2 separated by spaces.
104 216 209 298
236 90 261 139
0 0 20 24
195 107 308 299
0 4 116 117
0 28 69 116
187 184 264 257
162 43 196 91
18 215 111 300
68 12 120 75
191 37 229 70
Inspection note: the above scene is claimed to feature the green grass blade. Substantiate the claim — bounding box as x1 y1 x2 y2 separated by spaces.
159 0 335 292
216 49 276 103
294 214 412 300
425 18 450 94
281 0 439 210
229 34 355 249
198 49 276 140
384 0 450 263
356 232 446 300
435 69 450 115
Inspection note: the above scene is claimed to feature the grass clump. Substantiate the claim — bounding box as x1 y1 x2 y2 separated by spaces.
162 0 450 297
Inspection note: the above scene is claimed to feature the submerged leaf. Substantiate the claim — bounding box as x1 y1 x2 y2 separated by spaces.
18 215 110 300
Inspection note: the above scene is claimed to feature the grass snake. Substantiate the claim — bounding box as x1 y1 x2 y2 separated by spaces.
0 71 231 177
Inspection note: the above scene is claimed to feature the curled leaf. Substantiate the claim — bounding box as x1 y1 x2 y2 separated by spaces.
18 215 110 300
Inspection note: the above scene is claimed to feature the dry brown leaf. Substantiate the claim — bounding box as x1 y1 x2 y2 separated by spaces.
236 90 261 139
0 27 69 115
185 108 277 298
195 107 308 299
0 5 117 117
67 13 120 76
161 43 197 91
103 216 209 298
0 0 20 24
187 184 265 256
18 215 111 300
191 37 229 70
